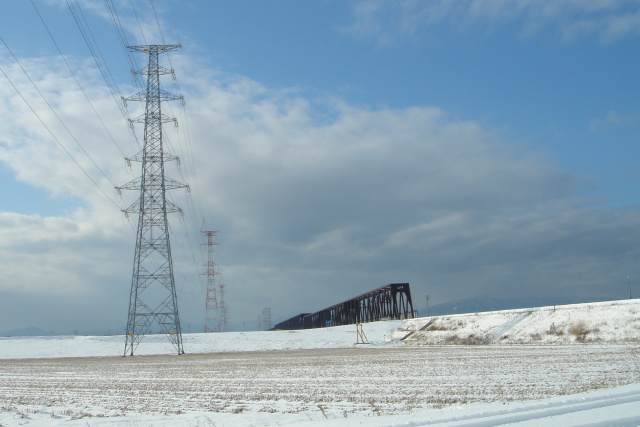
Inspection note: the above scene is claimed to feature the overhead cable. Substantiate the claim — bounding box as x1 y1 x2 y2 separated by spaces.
0 36 119 192
30 0 128 158
0 47 121 210
65 0 142 149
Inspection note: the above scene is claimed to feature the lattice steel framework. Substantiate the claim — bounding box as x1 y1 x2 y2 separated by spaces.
218 269 228 332
260 307 272 330
202 231 220 333
273 283 416 330
117 44 186 356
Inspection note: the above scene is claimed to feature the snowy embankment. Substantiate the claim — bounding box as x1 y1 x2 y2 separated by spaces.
2 299 638 360
395 298 640 345
0 299 640 359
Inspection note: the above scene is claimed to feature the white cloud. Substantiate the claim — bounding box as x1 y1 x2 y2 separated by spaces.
176 71 637 313
43 0 168 46
589 110 640 131
0 47 637 333
344 0 640 44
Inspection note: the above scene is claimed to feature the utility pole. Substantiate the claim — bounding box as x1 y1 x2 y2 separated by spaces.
425 293 430 317
117 44 186 356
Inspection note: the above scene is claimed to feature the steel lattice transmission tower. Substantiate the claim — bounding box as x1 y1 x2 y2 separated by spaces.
202 231 220 333
261 307 272 330
117 44 187 356
219 266 228 331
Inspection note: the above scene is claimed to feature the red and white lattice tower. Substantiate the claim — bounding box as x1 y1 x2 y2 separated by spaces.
201 231 220 332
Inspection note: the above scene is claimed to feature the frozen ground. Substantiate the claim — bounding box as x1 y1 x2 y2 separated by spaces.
0 300 639 426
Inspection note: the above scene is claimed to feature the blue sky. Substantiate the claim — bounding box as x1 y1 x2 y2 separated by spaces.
0 0 639 334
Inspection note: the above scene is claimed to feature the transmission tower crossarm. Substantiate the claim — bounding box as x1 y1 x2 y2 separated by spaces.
125 150 181 163
165 199 184 214
124 89 183 103
127 44 182 53
128 114 178 126
116 177 142 192
164 177 189 190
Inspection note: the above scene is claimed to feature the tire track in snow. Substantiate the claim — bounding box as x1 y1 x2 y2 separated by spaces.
486 311 531 343
402 387 640 426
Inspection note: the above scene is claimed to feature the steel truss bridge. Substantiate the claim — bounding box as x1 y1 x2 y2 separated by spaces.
273 283 416 330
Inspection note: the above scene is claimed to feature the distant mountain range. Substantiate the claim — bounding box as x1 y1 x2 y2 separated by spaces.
420 295 613 317
2 326 51 337
1 326 117 337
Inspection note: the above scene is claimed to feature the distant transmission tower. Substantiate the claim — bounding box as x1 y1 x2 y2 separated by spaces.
218 271 228 332
261 307 272 330
202 231 220 332
117 44 187 356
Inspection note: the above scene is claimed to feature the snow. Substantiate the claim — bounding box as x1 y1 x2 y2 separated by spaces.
0 300 639 426
0 320 405 359
396 299 640 345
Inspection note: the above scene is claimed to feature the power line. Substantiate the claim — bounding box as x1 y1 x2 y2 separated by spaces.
103 0 141 85
129 0 148 45
30 0 128 159
78 1 124 91
65 0 141 149
67 0 121 98
149 0 167 46
0 47 121 210
0 35 119 193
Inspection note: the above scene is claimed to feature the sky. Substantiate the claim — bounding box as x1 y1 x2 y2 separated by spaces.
0 0 639 334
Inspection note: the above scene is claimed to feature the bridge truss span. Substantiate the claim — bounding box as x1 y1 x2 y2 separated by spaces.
274 283 416 330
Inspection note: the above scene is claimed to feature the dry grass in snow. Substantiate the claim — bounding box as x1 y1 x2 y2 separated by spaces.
397 299 640 345
0 345 639 423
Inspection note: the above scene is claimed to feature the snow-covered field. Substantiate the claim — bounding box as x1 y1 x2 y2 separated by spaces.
1 301 639 426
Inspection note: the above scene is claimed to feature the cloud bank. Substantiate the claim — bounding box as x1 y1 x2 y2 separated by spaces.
0 46 637 333
345 0 640 45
